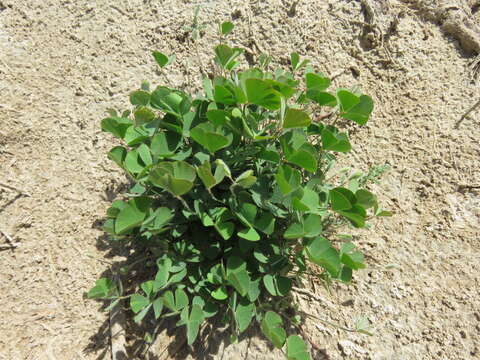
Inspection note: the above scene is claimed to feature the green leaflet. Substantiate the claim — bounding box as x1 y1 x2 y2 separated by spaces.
337 90 373 125
130 90 150 106
162 288 189 312
151 131 182 157
276 165 301 195
235 298 255 333
220 21 234 36
305 237 341 276
245 78 281 110
290 52 309 72
321 128 351 152
330 187 356 210
152 51 175 68
305 72 330 91
115 197 151 235
261 311 286 349
263 274 292 296
287 335 311 360
234 170 257 188
226 256 250 297
134 106 155 126
101 117 132 138
108 146 127 168
87 278 117 299
197 161 218 189
150 87 186 116
214 44 243 71
130 294 150 313
283 108 311 129
190 123 233 154
149 161 197 196
284 214 322 239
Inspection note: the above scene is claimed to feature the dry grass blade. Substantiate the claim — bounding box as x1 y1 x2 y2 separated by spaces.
0 229 18 249
0 182 31 197
455 98 480 128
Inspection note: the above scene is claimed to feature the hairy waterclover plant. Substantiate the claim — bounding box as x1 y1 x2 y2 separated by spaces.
89 22 390 358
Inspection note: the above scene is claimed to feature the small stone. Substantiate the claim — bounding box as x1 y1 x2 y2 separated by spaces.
338 340 367 356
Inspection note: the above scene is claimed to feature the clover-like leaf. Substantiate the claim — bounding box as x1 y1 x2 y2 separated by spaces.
149 161 196 196
108 146 127 168
306 90 337 107
286 144 317 173
115 197 151 235
130 294 150 314
152 51 175 68
226 256 250 297
130 90 151 106
286 335 311 360
292 187 319 212
355 189 377 209
220 21 234 35
337 90 373 125
226 270 250 297
276 165 301 195
238 227 260 241
150 87 185 116
87 278 117 299
263 274 292 296
290 52 309 72
340 95 374 125
306 73 330 91
214 44 243 71
137 143 152 166
152 298 164 319
305 237 341 276
246 78 281 110
337 204 367 228
206 109 230 126
211 286 229 300
151 131 182 157
186 304 205 345
190 123 232 154
330 187 356 211
235 298 255 333
134 106 155 126
283 108 311 129
101 117 132 138
235 170 257 188
321 128 351 152
260 311 286 349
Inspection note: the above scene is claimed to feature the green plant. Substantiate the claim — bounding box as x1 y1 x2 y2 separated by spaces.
183 5 207 41
89 23 390 358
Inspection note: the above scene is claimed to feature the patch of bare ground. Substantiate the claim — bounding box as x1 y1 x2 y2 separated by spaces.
0 1 478 359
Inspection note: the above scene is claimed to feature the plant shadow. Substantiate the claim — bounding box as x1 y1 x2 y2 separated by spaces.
83 228 332 360
84 178 331 359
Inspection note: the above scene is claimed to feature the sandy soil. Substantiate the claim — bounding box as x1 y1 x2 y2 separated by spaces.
1 0 479 359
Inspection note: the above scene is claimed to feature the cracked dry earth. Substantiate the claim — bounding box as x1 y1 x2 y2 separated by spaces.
0 0 479 359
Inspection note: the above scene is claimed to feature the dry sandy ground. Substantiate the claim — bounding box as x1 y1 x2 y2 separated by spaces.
1 0 479 359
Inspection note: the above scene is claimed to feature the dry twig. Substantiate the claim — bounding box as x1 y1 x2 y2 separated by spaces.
0 182 31 197
0 229 18 250
455 98 480 128
0 242 20 249
0 229 14 243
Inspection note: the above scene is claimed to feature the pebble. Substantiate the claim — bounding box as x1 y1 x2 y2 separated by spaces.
338 340 367 356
